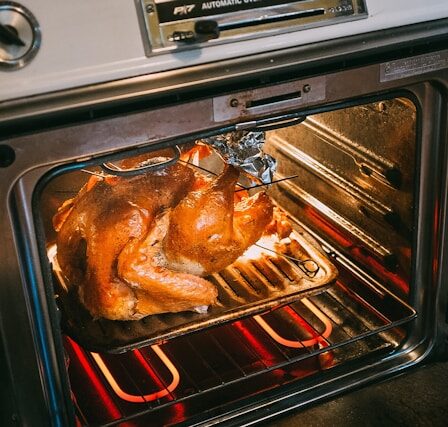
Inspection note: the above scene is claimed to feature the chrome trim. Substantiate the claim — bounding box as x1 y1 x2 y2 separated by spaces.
137 0 367 53
0 1 41 70
213 76 325 121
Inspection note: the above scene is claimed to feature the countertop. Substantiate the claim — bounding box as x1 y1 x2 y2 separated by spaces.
267 361 448 427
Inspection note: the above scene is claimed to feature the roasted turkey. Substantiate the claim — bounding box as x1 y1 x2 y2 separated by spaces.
53 157 273 320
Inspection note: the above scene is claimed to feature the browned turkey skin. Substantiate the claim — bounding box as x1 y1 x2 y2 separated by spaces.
54 160 273 320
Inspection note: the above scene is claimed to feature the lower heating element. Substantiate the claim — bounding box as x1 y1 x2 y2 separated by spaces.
64 256 415 426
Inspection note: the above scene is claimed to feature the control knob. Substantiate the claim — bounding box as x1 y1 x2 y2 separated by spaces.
194 20 219 41
0 1 40 69
169 20 220 44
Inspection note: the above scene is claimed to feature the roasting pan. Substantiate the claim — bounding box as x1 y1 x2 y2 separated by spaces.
49 220 338 353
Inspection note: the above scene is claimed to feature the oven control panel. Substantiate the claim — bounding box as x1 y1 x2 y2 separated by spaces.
137 0 367 54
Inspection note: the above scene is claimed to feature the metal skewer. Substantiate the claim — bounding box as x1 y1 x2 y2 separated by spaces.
179 160 298 194
80 169 106 179
178 159 218 176
234 175 299 192
178 159 248 190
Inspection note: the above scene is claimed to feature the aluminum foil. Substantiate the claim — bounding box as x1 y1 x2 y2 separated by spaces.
200 131 277 184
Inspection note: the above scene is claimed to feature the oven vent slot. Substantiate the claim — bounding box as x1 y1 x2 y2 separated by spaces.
245 91 302 110
213 76 326 121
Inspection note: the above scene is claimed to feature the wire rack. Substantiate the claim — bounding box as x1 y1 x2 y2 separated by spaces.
65 258 416 426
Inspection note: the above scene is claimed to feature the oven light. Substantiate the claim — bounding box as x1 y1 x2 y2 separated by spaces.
91 345 180 403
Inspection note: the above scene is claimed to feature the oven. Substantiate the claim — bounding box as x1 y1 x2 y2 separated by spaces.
1 1 448 426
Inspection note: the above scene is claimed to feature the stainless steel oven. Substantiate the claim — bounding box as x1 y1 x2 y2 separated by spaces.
1 1 448 426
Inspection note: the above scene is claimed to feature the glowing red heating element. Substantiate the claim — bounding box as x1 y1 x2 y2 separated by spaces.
91 300 333 404
253 298 333 348
66 338 122 419
91 345 180 403
254 298 335 368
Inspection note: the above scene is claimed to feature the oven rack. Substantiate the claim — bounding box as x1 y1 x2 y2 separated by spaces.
65 261 416 426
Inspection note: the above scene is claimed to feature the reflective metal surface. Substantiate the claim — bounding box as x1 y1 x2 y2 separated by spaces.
0 1 40 69
137 0 367 53
265 98 416 278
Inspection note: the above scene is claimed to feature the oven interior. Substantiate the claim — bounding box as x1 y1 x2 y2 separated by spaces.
37 95 418 426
